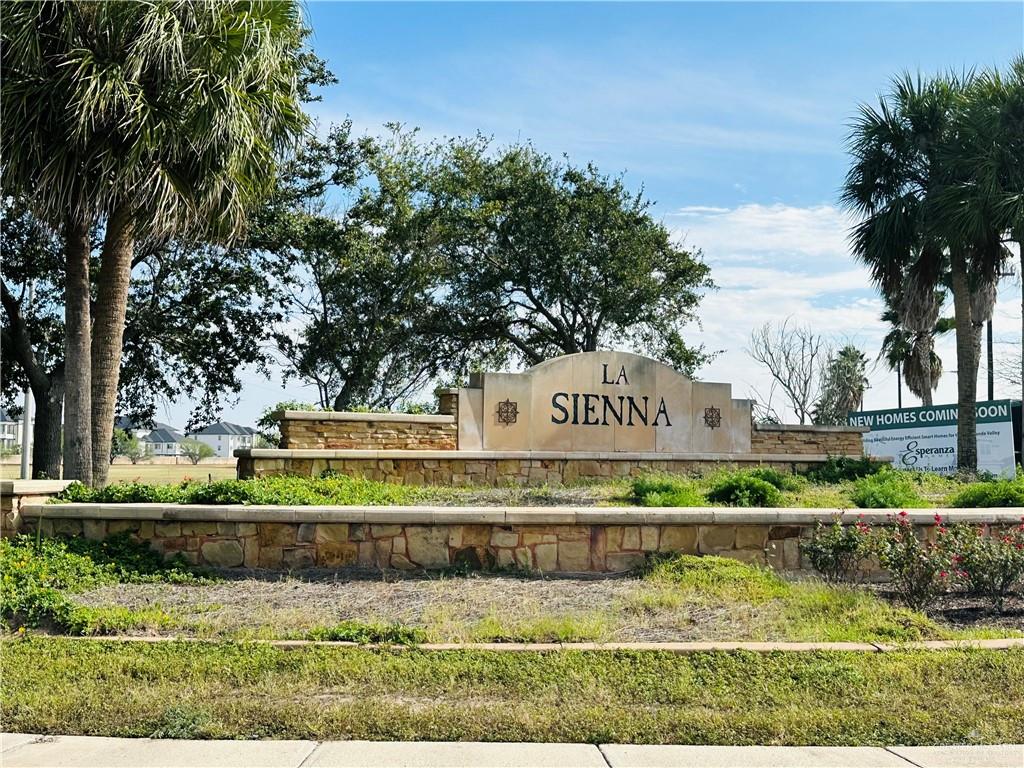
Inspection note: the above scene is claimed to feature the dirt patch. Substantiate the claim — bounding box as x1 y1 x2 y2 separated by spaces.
865 586 1024 633
73 569 759 642
72 568 1023 642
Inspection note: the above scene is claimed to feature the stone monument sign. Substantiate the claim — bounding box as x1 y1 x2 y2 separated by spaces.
456 351 752 453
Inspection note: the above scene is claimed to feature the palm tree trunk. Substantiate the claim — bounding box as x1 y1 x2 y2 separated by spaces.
950 254 978 472
914 333 934 407
63 216 93 484
32 374 64 480
90 205 134 486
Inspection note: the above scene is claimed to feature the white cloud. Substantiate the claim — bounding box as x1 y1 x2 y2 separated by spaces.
672 202 1023 421
668 203 855 261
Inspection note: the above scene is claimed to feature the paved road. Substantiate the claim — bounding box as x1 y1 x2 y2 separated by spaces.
2 735 1022 768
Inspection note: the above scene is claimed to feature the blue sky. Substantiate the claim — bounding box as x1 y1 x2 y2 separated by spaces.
165 1 1024 427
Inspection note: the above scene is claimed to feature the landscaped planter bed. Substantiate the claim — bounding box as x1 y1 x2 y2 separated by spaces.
69 563 1024 643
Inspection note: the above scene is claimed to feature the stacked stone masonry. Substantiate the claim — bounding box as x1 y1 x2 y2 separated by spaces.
20 506 1017 576
237 455 830 485
0 481 74 537
278 412 457 451
749 425 865 456
19 516 838 572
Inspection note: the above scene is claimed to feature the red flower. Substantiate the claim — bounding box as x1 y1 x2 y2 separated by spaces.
899 510 909 518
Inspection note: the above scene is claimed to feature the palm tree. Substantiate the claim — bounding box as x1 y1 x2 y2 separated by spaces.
2 1 309 485
813 345 869 425
933 58 1024 446
878 299 953 407
842 72 1006 471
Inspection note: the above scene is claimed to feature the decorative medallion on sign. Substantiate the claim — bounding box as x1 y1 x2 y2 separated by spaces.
703 406 721 429
497 399 519 425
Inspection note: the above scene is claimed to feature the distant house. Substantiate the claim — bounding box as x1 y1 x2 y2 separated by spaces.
0 408 22 450
142 426 186 457
115 417 179 441
187 422 256 459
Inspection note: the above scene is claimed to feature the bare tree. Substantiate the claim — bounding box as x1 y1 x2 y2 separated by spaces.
747 320 830 425
748 382 784 425
997 345 1022 390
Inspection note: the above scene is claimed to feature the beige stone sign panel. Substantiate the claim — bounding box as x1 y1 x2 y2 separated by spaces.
461 351 751 454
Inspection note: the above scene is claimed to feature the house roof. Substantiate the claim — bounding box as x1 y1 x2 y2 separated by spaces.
0 408 15 423
143 427 184 443
194 422 253 436
115 417 178 432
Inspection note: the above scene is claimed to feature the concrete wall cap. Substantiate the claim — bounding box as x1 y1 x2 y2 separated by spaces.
0 479 75 496
20 503 1023 526
754 423 870 434
235 448 862 462
273 410 454 424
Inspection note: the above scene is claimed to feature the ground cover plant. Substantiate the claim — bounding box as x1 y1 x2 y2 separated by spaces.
54 473 448 506
0 534 208 635
3 637 1022 745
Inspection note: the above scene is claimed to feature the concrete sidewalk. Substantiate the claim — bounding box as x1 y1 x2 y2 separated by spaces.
2 735 1022 768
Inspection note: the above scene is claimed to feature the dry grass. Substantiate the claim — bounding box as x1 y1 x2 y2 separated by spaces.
69 561 1023 643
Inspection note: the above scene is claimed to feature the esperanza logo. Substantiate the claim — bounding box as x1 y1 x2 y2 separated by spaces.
899 440 955 466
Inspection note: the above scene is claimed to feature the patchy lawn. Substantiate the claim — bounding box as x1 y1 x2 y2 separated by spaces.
67 556 1023 643
3 638 1022 744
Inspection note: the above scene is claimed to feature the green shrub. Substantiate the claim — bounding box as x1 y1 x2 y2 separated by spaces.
747 466 802 492
631 475 706 507
799 518 871 582
949 477 1024 508
54 473 434 507
850 468 926 508
706 472 782 507
872 512 954 609
305 620 425 644
805 456 882 484
945 522 1024 613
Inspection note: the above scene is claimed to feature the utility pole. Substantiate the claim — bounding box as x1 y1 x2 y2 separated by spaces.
19 283 34 479
896 368 902 409
987 319 995 401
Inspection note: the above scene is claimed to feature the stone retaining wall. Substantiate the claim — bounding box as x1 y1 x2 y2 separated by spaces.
277 411 457 451
21 504 1020 576
1 480 74 537
750 424 866 456
237 453 834 485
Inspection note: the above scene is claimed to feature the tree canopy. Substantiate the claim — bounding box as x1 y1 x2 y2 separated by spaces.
259 130 716 408
1 0 312 485
432 140 715 373
842 63 1022 470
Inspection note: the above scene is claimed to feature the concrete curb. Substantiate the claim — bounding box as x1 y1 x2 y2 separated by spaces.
3 735 1022 768
19 635 1024 652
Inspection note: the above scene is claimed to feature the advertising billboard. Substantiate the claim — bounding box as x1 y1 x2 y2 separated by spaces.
848 400 1020 477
